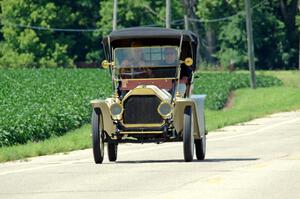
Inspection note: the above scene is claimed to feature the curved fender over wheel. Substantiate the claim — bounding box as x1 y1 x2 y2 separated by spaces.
183 106 194 162
92 108 104 164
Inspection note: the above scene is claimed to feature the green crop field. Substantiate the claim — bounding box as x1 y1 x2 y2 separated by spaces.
0 69 282 148
0 69 110 147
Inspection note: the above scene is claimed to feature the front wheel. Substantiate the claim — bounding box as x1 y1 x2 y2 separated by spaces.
183 106 194 162
92 108 104 164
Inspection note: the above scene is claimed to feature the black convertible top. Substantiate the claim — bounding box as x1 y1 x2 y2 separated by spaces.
102 27 198 45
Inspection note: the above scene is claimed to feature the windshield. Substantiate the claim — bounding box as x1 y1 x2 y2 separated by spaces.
114 46 179 79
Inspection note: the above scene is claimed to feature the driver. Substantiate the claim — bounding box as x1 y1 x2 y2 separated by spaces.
164 47 178 65
121 42 145 67
120 42 151 78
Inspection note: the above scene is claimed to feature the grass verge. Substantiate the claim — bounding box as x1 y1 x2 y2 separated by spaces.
206 87 300 130
0 71 299 163
0 125 91 163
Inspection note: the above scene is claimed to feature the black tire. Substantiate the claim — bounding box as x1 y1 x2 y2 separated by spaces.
195 134 206 160
183 106 194 162
92 108 104 164
107 143 118 162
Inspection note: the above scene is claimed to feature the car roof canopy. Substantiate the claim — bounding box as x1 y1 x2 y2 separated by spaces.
103 27 197 44
102 27 199 70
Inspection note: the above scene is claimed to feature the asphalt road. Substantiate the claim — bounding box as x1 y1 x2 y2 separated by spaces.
1 111 300 199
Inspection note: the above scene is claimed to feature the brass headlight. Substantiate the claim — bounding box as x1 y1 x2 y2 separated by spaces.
158 101 173 119
184 57 193 66
109 102 123 120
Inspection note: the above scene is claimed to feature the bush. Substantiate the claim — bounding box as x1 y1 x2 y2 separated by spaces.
0 43 35 68
0 43 74 68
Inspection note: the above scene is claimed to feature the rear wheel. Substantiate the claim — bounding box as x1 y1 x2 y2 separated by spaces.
92 108 104 164
195 134 206 160
107 143 118 161
183 106 194 162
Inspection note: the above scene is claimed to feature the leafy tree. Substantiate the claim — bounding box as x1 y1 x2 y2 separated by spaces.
0 0 298 69
0 0 100 68
1 0 72 68
196 0 239 65
275 0 299 68
50 0 101 63
196 0 299 69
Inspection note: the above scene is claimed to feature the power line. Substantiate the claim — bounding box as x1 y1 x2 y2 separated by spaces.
2 22 102 32
188 0 268 23
188 13 243 23
1 18 184 32
0 17 101 32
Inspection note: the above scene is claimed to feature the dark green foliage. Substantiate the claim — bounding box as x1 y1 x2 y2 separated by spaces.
194 73 283 110
197 0 299 69
0 0 101 67
97 0 183 36
0 0 299 69
0 69 111 147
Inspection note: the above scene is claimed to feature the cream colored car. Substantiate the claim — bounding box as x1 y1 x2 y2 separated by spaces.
91 27 206 163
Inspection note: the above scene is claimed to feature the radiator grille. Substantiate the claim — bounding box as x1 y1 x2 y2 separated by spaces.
123 95 163 124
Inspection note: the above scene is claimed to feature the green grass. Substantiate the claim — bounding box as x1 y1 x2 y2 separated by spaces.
0 125 91 162
0 70 299 163
257 70 299 88
206 87 300 130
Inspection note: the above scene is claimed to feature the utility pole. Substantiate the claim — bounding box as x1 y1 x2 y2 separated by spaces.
166 0 171 28
298 0 300 71
184 15 189 30
245 0 256 89
298 35 300 88
113 0 118 31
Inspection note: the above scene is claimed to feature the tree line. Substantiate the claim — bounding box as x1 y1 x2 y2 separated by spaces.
0 0 299 69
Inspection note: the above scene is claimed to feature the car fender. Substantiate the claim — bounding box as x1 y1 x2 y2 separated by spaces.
173 95 206 139
91 98 115 135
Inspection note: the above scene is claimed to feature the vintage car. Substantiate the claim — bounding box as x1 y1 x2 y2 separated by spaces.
91 27 206 163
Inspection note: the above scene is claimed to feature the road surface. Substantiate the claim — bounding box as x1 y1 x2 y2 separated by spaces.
0 111 300 199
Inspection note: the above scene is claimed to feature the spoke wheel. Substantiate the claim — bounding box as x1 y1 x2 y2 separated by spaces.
107 143 118 162
183 106 194 162
195 133 206 160
92 109 104 164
